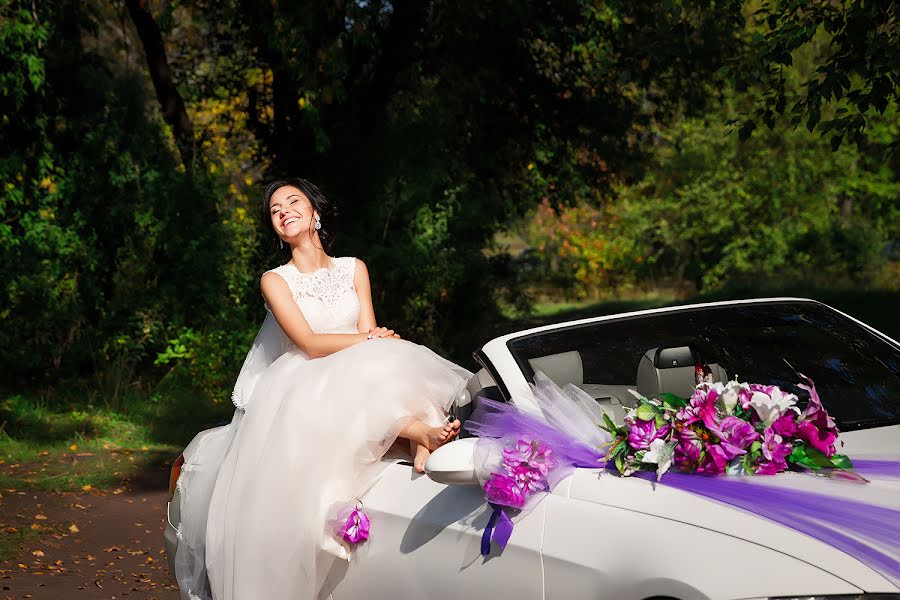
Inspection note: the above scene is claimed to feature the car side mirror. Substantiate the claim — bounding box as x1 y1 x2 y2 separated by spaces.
424 437 479 485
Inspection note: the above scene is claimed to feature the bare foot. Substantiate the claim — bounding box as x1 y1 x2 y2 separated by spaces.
424 419 461 451
411 440 431 473
409 419 461 473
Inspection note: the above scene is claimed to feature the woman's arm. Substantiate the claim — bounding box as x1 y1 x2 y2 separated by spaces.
353 258 378 334
261 271 370 358
353 259 401 338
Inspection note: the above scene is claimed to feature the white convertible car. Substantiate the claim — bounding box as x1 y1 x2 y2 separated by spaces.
165 298 900 599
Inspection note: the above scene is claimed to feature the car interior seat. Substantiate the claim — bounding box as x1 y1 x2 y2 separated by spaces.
527 350 626 424
636 346 728 400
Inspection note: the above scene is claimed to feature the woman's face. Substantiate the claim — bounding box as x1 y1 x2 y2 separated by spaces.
269 185 316 243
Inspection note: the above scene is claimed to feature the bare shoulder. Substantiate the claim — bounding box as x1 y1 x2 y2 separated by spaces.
260 270 289 294
353 258 371 288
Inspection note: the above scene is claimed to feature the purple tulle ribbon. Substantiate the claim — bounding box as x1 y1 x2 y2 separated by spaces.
646 472 900 586
467 396 900 585
466 398 605 468
853 459 900 479
481 503 514 556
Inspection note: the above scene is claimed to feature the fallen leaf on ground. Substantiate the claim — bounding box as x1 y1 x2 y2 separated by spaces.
33 514 46 520
81 484 92 492
69 444 77 451
68 524 79 533
31 551 43 558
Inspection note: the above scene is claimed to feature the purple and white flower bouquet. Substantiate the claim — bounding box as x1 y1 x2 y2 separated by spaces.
602 375 853 480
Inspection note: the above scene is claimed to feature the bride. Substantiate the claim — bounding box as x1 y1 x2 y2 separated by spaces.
174 178 473 600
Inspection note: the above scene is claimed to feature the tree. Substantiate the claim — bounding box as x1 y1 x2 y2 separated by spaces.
689 0 900 150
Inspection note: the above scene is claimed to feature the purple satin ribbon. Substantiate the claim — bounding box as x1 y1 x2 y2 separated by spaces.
481 503 514 556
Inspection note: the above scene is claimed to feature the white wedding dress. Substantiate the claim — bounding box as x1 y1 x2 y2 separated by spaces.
173 257 472 600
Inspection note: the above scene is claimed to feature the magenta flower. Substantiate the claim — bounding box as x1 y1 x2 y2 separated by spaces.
772 411 797 438
338 508 370 544
738 386 754 411
762 427 792 463
714 416 760 451
502 440 533 465
673 438 701 472
796 377 838 457
628 419 671 450
484 473 526 509
527 442 559 476
756 458 787 475
797 421 837 457
696 444 728 475
682 386 721 429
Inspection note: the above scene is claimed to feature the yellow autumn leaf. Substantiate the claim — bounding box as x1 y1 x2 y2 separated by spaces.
32 550 44 557
68 524 79 533
34 514 47 520
69 444 78 452
81 484 92 491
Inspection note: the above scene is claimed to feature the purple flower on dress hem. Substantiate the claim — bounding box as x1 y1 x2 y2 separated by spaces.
338 508 370 544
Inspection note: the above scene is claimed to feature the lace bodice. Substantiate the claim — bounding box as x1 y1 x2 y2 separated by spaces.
266 257 361 352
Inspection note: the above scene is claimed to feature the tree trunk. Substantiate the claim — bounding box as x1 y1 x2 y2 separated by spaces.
124 0 194 172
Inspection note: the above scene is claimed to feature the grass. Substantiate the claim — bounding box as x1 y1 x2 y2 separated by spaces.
0 521 43 562
0 393 183 562
0 395 180 493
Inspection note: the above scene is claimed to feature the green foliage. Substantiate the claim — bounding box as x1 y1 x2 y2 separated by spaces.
710 0 900 149
0 0 896 436
617 91 897 291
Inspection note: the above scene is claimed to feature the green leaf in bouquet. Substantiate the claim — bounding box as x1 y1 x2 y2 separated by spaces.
750 440 762 453
654 415 666 429
601 413 621 435
615 454 625 475
635 403 658 421
789 444 833 470
659 393 688 409
829 454 853 470
741 454 755 474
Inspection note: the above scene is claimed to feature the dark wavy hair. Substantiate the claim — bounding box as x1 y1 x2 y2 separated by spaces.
261 178 335 258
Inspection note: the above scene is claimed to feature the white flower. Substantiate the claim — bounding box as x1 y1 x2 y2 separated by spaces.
749 387 799 425
642 438 677 481
719 381 743 415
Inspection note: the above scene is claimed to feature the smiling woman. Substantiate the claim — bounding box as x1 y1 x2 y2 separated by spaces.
171 178 473 600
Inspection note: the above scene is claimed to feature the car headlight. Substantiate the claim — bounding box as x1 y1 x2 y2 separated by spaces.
771 595 900 600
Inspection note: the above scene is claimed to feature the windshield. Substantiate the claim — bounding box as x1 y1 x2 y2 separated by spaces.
506 301 900 429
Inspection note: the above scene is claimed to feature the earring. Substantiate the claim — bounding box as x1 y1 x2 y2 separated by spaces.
314 215 322 231
279 238 284 249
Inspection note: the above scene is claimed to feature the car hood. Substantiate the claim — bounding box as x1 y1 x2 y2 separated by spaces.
561 425 900 593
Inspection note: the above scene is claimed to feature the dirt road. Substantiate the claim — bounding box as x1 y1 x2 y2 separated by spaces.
0 464 180 600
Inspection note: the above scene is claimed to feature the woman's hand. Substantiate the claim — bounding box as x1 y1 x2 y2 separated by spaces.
367 326 401 339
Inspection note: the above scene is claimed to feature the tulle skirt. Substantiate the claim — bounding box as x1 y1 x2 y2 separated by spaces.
203 338 471 600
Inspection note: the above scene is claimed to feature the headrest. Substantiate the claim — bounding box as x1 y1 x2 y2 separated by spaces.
528 350 583 387
636 347 727 399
